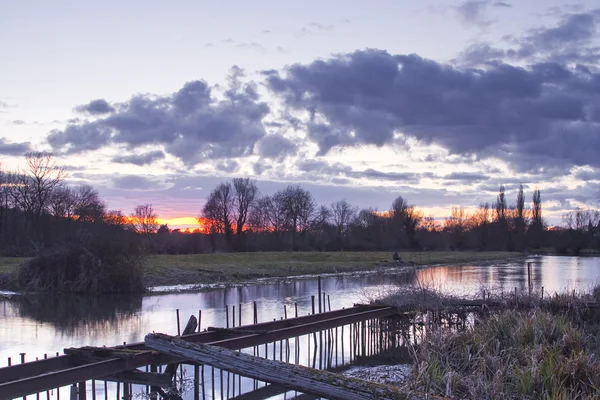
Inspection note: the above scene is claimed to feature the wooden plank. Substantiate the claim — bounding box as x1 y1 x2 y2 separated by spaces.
146 333 416 400
103 370 172 387
165 315 198 375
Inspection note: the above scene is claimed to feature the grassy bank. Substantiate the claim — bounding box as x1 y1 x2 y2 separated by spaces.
380 287 600 399
0 251 518 289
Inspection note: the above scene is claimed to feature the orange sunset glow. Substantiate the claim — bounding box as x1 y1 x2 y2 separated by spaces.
156 216 209 231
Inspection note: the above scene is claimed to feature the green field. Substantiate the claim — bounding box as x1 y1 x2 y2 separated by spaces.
0 251 520 288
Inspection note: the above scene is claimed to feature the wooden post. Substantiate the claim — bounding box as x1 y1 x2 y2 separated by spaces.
226 305 229 328
176 309 181 336
317 276 322 313
165 315 198 375
146 334 416 400
527 262 532 295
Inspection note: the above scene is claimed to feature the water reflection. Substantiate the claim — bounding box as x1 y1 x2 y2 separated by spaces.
416 255 600 296
14 294 143 333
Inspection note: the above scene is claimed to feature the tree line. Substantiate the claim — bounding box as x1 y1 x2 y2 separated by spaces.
1 152 599 256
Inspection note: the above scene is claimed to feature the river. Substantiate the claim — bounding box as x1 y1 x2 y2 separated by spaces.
1 255 599 399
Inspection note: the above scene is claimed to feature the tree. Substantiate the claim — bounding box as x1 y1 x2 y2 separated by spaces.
277 185 316 250
24 152 65 219
74 184 106 223
390 196 422 249
232 178 259 248
131 204 158 235
445 206 467 250
529 189 543 249
201 183 234 247
331 199 357 239
514 184 527 250
49 185 77 219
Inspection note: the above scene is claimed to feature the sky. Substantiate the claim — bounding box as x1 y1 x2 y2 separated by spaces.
1 0 599 229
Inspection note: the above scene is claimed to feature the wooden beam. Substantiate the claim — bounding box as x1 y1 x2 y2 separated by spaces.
145 333 416 400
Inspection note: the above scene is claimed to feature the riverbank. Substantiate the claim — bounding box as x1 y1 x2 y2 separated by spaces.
378 286 600 399
0 251 519 291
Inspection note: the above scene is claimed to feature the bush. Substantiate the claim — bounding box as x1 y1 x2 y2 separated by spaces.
17 233 146 293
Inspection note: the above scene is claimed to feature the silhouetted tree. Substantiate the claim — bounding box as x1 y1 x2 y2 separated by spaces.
232 177 258 249
131 204 158 236
201 183 234 247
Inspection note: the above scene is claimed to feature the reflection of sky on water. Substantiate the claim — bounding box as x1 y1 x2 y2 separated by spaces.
2 256 600 398
416 256 600 296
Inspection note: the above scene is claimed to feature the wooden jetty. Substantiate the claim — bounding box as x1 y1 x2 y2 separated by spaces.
0 304 397 399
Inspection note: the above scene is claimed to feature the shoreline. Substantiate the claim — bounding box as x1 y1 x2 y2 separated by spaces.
0 252 523 296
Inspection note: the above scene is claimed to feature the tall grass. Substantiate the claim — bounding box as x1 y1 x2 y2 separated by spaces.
17 233 146 293
407 291 600 399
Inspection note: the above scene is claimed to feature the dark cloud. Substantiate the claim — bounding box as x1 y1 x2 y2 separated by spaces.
444 172 490 181
111 175 171 191
574 168 600 181
461 9 600 64
256 134 298 159
49 70 269 166
74 99 116 115
0 138 31 155
350 169 424 183
267 49 600 172
111 150 165 166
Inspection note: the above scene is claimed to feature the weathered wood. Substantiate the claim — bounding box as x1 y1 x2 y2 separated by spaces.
145 333 416 400
164 315 198 375
64 347 153 360
207 327 269 335
103 370 172 387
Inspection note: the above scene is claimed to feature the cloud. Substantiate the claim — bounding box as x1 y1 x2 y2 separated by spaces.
444 172 490 181
460 8 600 64
215 160 239 173
301 22 335 34
74 99 116 115
12 120 25 125
255 134 298 160
455 1 497 28
111 175 172 191
236 42 266 52
111 150 165 166
0 138 31 155
266 49 600 173
49 69 270 166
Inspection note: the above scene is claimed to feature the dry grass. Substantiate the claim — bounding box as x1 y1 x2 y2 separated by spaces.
381 285 600 399
0 251 519 288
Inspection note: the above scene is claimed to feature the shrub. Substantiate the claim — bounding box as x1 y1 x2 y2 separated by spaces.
17 233 146 293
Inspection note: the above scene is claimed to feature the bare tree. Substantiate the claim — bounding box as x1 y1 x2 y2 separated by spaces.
24 152 65 218
74 184 106 223
390 196 422 248
131 204 158 235
232 178 259 248
277 185 316 250
331 199 357 238
201 183 234 246
48 184 77 219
